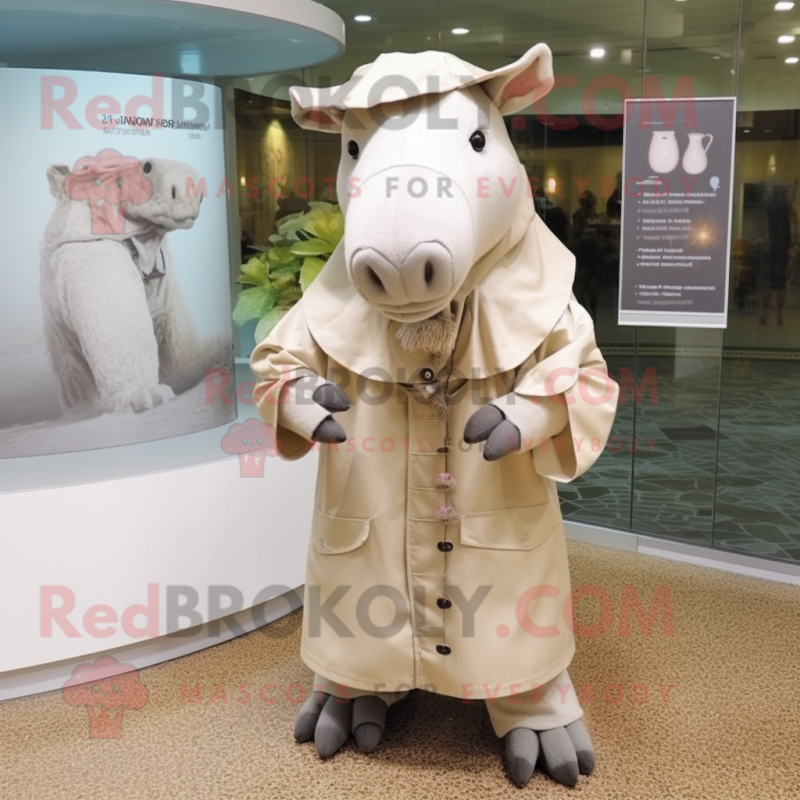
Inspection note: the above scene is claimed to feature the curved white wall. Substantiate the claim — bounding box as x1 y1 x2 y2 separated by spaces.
1 452 315 681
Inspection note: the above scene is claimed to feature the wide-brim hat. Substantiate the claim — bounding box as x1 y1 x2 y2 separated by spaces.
290 43 554 132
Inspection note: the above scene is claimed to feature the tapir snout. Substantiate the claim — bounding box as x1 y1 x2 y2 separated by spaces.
344 165 474 318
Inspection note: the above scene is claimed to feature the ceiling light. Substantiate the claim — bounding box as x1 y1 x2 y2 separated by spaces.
787 56 800 63
452 28 470 35
778 35 796 43
743 128 750 132
354 14 372 22
590 48 605 58
775 2 794 10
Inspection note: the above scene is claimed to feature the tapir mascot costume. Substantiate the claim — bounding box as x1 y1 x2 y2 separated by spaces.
252 44 619 788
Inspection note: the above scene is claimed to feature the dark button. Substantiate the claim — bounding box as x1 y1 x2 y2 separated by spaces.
420 368 435 382
436 446 452 454
437 541 454 552
436 644 452 655
437 597 452 610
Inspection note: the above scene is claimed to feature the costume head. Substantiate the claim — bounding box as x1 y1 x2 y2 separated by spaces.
290 45 555 324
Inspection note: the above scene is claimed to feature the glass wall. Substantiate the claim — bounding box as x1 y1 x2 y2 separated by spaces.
228 0 800 564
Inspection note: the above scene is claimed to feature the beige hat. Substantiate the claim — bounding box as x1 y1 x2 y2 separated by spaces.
290 43 554 132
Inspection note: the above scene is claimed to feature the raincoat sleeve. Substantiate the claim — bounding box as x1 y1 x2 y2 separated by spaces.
250 301 330 461
513 296 619 482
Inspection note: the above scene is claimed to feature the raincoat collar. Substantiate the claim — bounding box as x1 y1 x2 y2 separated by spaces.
301 194 575 382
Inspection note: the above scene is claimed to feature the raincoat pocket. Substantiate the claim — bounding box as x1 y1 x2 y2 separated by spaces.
459 504 559 551
312 508 372 555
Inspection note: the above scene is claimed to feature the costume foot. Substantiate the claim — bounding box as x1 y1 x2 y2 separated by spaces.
504 727 539 788
294 691 389 757
352 695 388 753
539 726 580 787
314 695 354 758
294 690 329 743
565 719 596 775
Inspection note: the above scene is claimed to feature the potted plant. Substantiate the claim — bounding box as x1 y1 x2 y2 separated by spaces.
233 201 344 345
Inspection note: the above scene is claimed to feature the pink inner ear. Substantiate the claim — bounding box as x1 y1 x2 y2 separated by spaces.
501 67 543 103
530 75 555 104
306 109 338 126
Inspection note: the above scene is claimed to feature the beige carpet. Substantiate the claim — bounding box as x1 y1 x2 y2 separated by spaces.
2 541 798 799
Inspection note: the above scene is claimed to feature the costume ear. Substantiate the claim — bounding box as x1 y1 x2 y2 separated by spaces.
298 108 344 133
289 86 344 133
483 43 555 116
46 164 70 197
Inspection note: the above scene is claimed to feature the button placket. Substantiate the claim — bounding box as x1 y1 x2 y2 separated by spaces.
435 403 457 658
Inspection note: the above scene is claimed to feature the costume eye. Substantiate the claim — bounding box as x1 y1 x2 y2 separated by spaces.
469 131 486 152
347 140 359 159
142 161 152 174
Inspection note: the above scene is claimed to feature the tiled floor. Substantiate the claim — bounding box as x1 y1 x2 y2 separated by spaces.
559 353 800 564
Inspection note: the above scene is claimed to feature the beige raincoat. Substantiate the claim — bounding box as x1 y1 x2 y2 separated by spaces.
251 193 619 701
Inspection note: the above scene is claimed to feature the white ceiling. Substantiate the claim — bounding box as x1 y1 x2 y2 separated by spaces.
304 0 800 111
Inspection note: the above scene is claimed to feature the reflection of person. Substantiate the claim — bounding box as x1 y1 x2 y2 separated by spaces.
605 172 622 221
275 190 311 222
533 187 569 243
241 229 254 262
571 190 598 242
761 186 795 325
571 191 603 321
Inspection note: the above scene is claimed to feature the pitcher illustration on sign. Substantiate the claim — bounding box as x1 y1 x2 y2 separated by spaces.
251 44 619 788
682 132 714 175
648 130 680 173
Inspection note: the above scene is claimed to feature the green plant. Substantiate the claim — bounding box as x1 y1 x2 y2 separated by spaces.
233 201 344 344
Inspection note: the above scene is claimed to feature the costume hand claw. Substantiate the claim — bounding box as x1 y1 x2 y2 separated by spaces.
310 382 351 443
463 403 521 461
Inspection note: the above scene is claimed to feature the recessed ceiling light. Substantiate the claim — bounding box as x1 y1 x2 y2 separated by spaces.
743 128 751 132
590 48 605 58
778 35 796 43
787 56 800 63
775 2 794 10
452 28 470 35
354 14 372 22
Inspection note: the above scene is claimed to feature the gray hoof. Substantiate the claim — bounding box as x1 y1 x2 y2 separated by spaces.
352 695 388 753
483 420 521 461
566 719 596 775
464 404 504 443
539 726 580 787
311 416 347 443
293 690 328 743
312 383 352 413
353 722 382 753
504 727 539 788
314 695 353 758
